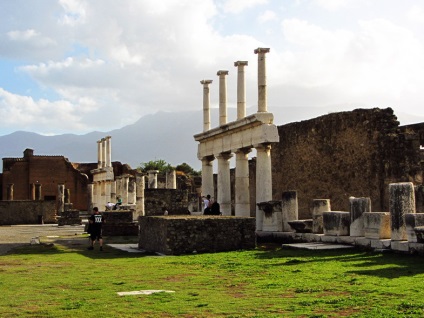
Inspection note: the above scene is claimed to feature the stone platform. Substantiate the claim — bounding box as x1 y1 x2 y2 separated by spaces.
257 231 424 255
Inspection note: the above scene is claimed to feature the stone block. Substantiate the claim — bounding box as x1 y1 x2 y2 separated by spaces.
349 197 371 237
370 239 391 249
355 237 371 248
288 219 313 233
409 243 424 255
262 211 283 232
389 182 416 241
312 199 331 234
405 213 424 243
323 211 350 236
337 236 356 245
320 235 338 243
391 241 409 252
363 212 391 239
414 226 424 243
281 191 298 232
302 233 321 243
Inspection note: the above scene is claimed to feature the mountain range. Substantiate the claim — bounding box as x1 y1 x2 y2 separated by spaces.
0 106 423 172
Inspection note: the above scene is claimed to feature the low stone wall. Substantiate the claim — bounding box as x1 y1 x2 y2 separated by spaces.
101 211 138 236
144 189 190 216
138 216 256 255
0 200 56 225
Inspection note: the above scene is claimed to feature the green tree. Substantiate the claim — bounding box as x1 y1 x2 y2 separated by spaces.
138 159 174 173
175 162 201 176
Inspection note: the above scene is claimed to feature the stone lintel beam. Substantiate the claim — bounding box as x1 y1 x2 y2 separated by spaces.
196 121 279 159
194 112 275 142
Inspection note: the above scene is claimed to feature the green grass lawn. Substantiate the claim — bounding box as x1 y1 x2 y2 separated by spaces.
1 235 424 317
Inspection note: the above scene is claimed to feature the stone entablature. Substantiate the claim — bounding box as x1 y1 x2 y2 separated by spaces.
194 112 278 156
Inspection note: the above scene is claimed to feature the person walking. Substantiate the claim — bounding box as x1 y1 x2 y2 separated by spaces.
87 207 104 251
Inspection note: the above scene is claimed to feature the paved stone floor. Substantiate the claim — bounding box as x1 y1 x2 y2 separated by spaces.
0 224 85 255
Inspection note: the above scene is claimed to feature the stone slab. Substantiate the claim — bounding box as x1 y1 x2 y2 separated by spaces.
355 237 371 248
370 239 391 249
320 235 338 243
282 243 354 250
391 241 410 252
107 244 145 253
337 236 356 244
117 290 175 296
409 243 424 254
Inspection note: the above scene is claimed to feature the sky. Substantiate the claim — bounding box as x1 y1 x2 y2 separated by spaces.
1 0 424 136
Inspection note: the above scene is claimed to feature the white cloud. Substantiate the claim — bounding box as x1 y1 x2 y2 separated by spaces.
407 5 424 24
313 0 353 11
257 10 277 24
222 0 268 14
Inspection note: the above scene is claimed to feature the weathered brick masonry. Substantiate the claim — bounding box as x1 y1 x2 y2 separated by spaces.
271 108 423 218
0 200 56 225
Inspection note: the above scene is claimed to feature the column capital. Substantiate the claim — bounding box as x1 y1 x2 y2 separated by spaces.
217 70 229 76
255 143 272 150
254 47 270 54
234 61 248 67
201 155 215 162
235 147 252 155
200 79 213 85
106 135 111 140
97 140 102 144
216 152 233 160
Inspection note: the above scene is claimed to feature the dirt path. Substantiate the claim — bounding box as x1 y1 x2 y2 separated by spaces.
0 224 85 255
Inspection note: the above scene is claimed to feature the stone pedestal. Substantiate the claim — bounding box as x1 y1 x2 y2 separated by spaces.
323 211 350 236
312 199 331 234
349 197 371 236
405 213 424 243
389 182 416 241
257 201 282 232
281 191 298 232
363 212 391 239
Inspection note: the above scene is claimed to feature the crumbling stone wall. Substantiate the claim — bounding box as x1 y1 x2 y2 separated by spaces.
144 189 190 215
0 200 56 225
271 108 423 218
138 216 256 255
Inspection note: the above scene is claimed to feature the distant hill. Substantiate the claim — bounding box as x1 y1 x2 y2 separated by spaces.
0 106 422 171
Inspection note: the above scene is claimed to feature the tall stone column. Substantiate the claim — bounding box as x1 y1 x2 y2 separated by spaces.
255 143 272 230
122 175 129 204
312 199 331 234
234 61 248 120
350 197 371 237
201 156 215 198
116 177 122 201
111 181 117 202
217 152 233 216
282 191 298 231
87 183 94 212
30 183 36 200
35 183 42 201
217 70 229 126
57 184 65 213
390 182 416 241
254 47 270 113
6 184 14 201
136 174 145 217
166 169 177 189
201 80 213 132
97 140 103 169
128 177 136 204
148 170 159 189
101 138 107 168
235 148 251 217
105 136 112 167
105 180 111 204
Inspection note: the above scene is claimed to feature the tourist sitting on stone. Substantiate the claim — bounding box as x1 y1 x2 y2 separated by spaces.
210 201 221 215
105 202 114 211
113 197 123 210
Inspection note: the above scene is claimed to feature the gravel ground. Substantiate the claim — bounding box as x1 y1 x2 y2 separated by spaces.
0 224 85 255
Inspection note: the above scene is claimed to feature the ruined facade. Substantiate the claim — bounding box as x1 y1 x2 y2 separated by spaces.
1 149 89 210
271 108 424 218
